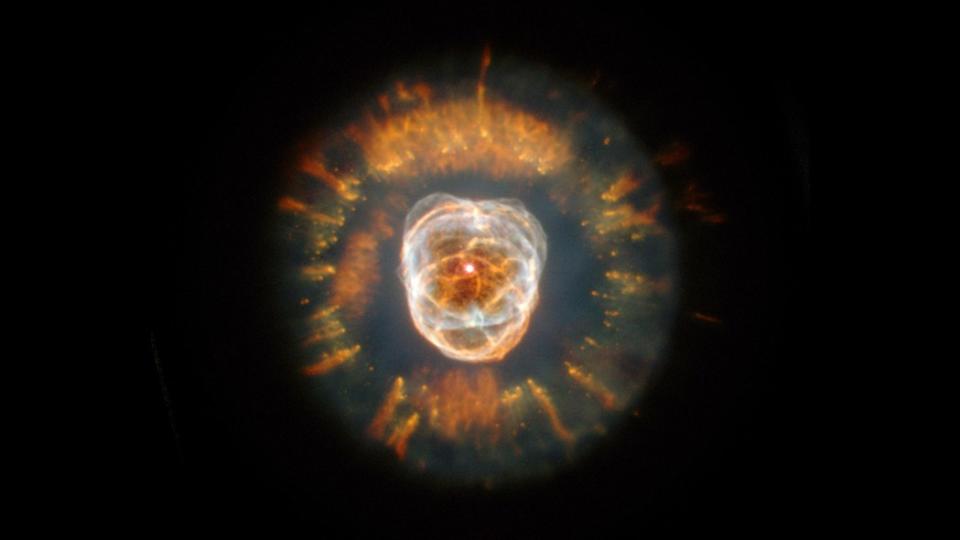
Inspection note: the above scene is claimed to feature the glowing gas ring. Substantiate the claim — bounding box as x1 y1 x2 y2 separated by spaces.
399 193 547 362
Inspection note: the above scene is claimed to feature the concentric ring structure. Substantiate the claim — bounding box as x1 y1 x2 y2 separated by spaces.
400 193 547 363
279 49 681 485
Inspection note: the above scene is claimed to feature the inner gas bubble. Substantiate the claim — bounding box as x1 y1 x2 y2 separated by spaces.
399 193 547 363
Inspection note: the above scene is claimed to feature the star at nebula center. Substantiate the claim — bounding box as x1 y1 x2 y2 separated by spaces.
399 193 548 363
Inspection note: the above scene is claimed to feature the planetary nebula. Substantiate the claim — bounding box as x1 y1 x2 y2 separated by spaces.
279 50 680 483
399 193 547 362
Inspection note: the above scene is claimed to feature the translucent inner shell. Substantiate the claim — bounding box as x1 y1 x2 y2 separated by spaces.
399 193 547 362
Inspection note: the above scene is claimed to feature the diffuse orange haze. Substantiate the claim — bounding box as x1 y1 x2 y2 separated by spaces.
421 368 500 443
681 182 727 224
347 98 572 180
330 210 395 319
369 369 511 458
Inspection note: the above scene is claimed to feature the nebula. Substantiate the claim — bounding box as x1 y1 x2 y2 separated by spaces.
280 50 680 483
399 193 547 362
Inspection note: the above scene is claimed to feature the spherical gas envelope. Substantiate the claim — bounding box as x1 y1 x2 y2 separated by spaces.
279 51 681 485
399 193 547 363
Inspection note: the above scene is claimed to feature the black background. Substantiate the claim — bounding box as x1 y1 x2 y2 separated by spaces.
123 7 812 535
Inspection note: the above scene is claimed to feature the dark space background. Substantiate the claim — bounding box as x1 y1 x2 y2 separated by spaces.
118 7 812 534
